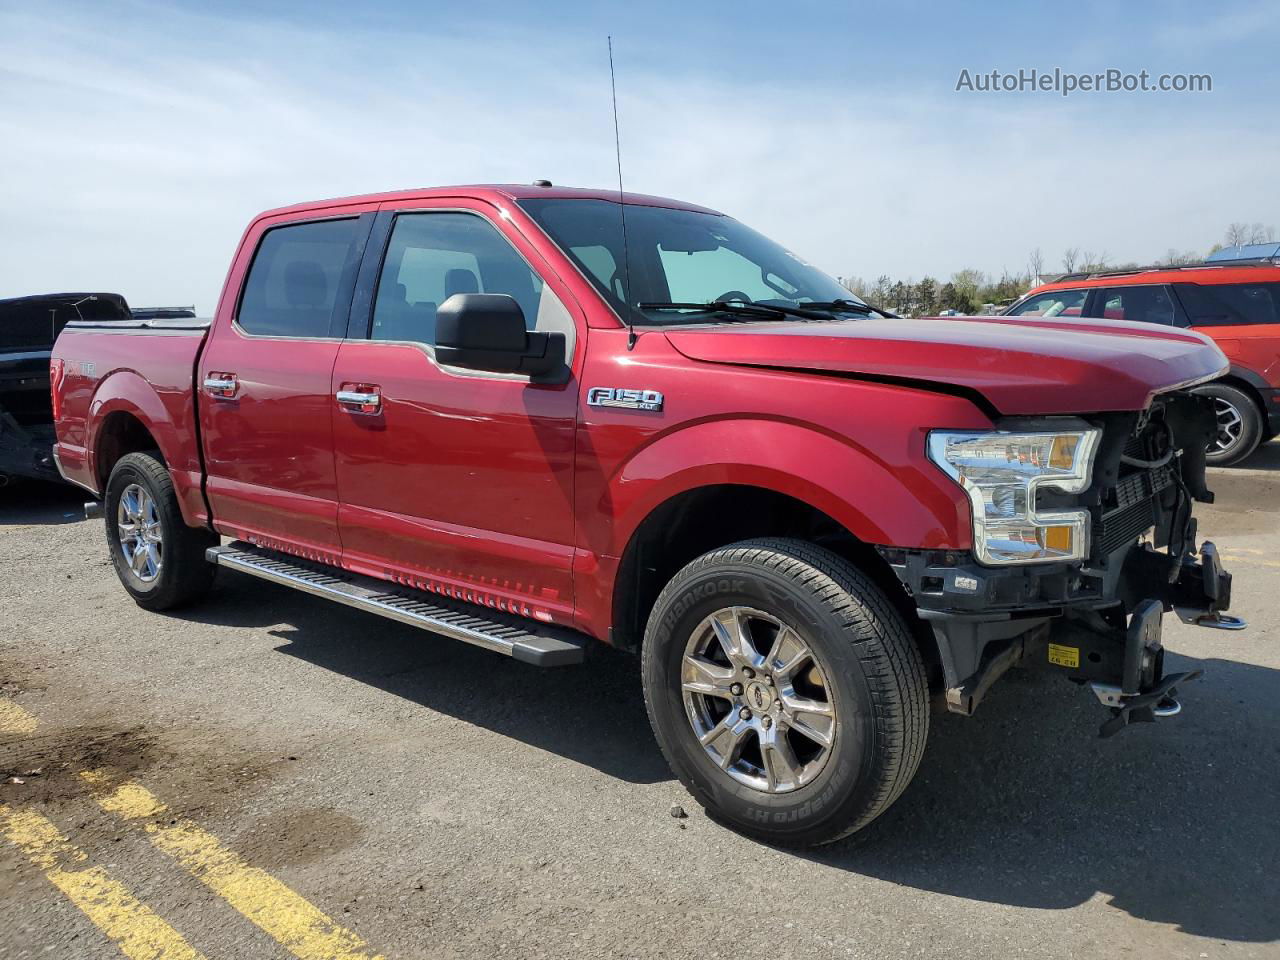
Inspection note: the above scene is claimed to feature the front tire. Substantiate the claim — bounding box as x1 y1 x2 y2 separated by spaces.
641 538 929 846
1195 383 1263 466
104 451 217 610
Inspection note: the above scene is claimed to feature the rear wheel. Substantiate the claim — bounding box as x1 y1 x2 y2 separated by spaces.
104 452 217 610
641 538 929 846
1195 383 1263 466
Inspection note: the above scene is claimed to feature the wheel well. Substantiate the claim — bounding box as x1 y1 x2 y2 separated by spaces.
95 412 162 487
610 484 940 684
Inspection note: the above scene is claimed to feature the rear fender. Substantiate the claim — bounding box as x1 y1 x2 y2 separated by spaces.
88 371 206 526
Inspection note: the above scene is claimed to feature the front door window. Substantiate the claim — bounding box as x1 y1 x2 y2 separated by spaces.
369 212 575 357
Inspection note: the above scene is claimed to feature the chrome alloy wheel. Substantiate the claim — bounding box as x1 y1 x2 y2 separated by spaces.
117 483 163 582
681 606 836 794
1209 397 1245 457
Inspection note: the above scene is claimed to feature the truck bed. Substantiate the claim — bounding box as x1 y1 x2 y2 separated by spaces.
50 318 211 515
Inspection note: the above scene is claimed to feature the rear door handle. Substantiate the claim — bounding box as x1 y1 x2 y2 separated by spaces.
336 384 381 413
203 373 237 398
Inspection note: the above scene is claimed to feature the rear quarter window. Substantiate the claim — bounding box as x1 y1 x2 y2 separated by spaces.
1174 282 1280 327
238 218 362 338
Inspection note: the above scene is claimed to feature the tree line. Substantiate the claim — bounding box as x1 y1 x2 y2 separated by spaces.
839 222 1278 315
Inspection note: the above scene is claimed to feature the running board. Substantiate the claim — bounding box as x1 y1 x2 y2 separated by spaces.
206 543 588 666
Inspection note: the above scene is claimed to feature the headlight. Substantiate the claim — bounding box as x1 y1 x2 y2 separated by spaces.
928 427 1101 566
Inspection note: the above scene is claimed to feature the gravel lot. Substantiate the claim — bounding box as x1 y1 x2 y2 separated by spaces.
2 444 1277 960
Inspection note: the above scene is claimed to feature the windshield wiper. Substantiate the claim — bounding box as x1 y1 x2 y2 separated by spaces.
637 300 834 322
797 299 879 316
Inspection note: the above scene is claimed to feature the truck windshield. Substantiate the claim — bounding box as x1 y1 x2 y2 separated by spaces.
518 198 869 325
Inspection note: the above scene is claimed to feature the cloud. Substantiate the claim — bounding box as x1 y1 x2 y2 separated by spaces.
1155 1 1280 50
1 1 1276 311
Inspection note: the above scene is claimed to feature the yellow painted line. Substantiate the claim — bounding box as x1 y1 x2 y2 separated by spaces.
82 772 384 960
0 804 207 960
0 699 38 736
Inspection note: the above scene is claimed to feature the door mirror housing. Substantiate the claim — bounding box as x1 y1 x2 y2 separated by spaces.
434 294 566 382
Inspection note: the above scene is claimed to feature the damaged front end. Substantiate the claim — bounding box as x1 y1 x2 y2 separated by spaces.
881 389 1245 737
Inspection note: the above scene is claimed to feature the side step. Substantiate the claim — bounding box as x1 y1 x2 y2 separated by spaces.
206 543 588 666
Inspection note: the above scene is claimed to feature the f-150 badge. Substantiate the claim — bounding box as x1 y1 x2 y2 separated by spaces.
587 387 664 412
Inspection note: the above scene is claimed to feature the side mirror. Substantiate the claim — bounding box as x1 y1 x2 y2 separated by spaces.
434 294 566 381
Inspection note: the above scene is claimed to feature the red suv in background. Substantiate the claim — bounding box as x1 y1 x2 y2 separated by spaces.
1006 261 1280 465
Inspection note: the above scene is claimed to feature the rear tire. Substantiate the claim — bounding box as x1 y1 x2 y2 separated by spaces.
104 452 217 610
641 538 929 847
1195 383 1263 466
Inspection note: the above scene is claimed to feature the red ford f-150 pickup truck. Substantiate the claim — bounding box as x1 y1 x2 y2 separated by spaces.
52 184 1244 845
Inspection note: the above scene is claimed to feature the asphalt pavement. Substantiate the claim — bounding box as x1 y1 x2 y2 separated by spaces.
1 443 1277 960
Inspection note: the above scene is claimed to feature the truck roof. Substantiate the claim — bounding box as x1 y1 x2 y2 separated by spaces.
255 184 723 221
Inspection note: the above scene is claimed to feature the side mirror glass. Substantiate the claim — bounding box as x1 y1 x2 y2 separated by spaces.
434 293 565 381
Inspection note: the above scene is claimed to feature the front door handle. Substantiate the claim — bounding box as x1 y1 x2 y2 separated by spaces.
203 373 238 398
336 384 381 414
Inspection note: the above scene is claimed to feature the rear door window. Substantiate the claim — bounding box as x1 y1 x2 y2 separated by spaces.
238 218 362 338
1089 285 1180 326
1174 282 1280 327
1006 289 1087 317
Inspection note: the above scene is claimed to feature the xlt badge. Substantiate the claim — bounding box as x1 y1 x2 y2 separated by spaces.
587 387 664 412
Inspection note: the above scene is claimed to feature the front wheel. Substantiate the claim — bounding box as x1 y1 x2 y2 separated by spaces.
641 538 929 846
104 451 217 610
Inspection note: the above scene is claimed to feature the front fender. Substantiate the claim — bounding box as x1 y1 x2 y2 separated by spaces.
602 416 974 557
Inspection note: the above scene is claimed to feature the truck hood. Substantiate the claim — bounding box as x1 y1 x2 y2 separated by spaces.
663 315 1229 416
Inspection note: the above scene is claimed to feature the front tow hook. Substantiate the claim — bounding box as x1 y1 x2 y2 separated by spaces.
1176 541 1248 631
1091 669 1202 738
1182 612 1248 630
1090 597 1201 738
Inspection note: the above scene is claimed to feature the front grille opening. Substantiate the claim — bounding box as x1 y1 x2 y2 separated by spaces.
1092 401 1187 562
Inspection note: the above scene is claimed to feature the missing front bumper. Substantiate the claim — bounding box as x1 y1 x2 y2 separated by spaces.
909 541 1245 733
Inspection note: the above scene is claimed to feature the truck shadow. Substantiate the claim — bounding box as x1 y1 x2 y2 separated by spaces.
183 574 671 785
182 575 1279 942
0 480 85 525
805 653 1280 943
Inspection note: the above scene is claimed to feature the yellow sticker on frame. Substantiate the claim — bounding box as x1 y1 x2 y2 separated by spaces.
1048 643 1080 669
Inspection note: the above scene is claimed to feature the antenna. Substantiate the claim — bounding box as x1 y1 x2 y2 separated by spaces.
607 36 637 350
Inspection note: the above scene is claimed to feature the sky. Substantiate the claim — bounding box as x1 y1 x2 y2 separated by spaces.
2 0 1278 312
